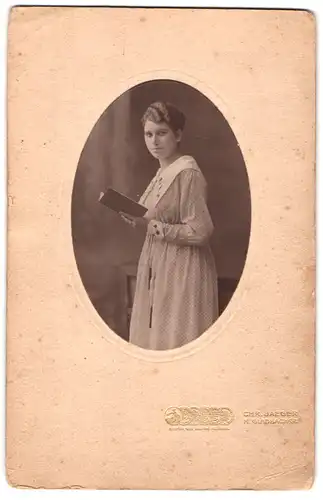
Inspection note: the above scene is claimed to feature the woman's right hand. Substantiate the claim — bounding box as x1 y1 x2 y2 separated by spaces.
120 212 136 228
120 212 149 230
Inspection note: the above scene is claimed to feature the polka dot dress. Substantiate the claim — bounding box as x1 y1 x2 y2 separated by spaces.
129 156 219 350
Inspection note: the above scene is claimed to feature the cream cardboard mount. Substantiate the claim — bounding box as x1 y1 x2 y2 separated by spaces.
6 7 315 490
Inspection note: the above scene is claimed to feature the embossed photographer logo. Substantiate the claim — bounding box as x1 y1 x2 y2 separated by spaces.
165 406 234 431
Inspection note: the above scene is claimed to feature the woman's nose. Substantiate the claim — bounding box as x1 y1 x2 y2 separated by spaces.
152 135 159 145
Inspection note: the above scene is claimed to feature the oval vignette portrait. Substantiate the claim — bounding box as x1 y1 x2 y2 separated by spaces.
71 79 251 351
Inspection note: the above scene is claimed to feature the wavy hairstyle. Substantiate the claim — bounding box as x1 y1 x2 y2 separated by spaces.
141 101 186 133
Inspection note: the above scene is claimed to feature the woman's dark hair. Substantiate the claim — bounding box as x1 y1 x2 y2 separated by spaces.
141 101 186 133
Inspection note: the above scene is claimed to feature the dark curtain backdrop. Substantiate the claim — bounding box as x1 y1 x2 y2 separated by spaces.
72 80 251 340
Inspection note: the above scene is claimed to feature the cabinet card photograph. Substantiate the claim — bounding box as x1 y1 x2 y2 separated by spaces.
6 7 315 490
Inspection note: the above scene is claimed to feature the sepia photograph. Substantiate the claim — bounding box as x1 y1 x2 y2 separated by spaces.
71 79 251 350
5 5 316 491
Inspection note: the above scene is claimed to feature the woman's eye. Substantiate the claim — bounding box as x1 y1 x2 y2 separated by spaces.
146 132 152 138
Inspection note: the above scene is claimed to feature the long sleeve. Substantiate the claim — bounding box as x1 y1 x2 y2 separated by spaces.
147 169 214 246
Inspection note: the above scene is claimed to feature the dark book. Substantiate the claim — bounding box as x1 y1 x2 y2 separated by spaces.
98 188 147 217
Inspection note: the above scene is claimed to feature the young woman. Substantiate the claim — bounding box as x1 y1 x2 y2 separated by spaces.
122 101 219 350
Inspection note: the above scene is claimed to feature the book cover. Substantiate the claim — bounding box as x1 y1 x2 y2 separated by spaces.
99 188 147 217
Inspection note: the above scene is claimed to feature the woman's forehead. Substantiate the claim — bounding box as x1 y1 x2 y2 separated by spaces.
144 120 170 132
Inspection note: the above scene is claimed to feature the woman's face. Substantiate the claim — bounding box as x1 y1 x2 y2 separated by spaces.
144 120 181 160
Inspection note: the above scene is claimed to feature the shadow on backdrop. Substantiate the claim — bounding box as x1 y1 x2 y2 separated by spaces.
71 80 251 341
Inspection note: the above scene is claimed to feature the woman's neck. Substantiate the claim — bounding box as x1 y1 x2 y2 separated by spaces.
159 151 182 170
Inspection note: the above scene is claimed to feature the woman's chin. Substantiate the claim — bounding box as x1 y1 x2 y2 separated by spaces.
150 151 163 159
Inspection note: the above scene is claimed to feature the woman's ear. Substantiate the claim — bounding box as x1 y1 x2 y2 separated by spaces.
175 129 182 143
